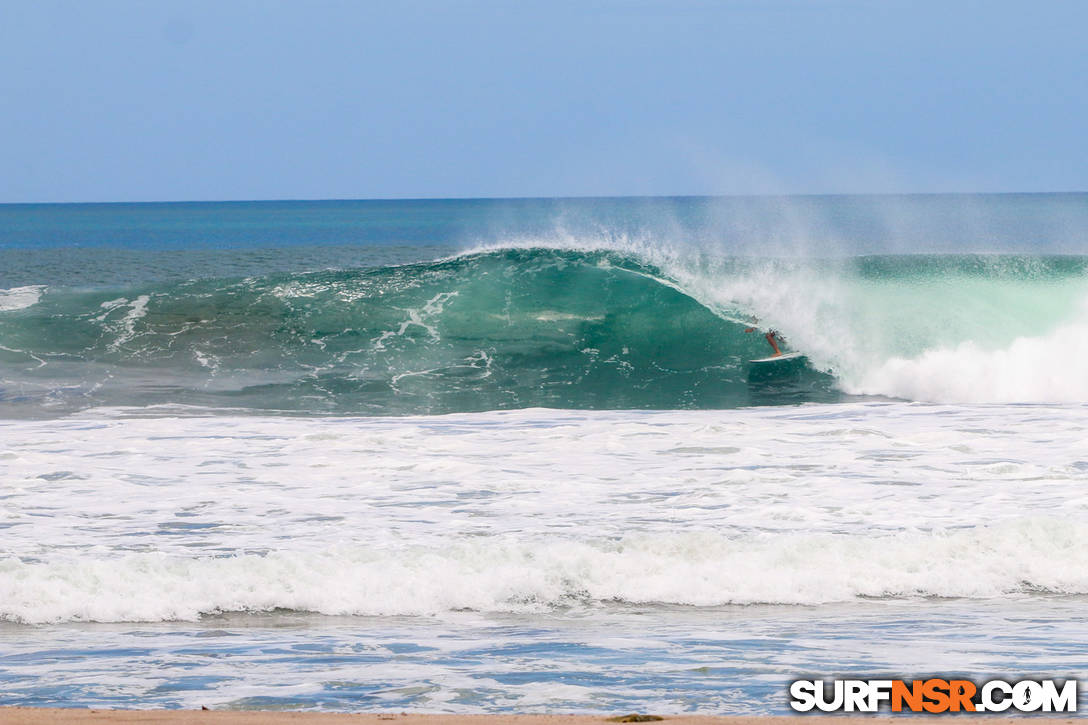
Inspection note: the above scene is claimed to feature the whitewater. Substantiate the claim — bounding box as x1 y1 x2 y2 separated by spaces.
1 195 1088 713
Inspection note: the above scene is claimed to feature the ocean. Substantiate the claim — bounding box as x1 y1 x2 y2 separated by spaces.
1 194 1087 713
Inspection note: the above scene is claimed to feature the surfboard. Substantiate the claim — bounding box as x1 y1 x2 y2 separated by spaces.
749 351 805 364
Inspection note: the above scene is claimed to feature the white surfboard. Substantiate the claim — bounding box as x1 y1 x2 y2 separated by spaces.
749 351 805 364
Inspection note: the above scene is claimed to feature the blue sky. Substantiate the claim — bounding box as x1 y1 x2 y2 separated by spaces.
2 0 1086 202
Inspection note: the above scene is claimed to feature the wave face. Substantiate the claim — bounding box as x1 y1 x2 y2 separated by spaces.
2 247 1087 416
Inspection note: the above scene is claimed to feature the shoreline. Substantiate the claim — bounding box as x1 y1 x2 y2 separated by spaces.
0 712 1074 725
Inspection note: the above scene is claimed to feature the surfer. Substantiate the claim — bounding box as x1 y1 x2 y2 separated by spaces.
744 326 783 357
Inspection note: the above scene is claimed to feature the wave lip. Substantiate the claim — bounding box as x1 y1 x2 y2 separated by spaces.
3 520 1085 624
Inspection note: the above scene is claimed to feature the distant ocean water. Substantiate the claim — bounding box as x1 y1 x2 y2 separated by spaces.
1 194 1088 713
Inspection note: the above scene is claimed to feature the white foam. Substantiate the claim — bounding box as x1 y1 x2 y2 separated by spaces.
0 285 45 312
371 291 458 350
3 404 1088 623
850 317 1088 403
3 519 1086 624
94 294 152 352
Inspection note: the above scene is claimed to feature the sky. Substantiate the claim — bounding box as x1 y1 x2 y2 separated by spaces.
2 0 1087 203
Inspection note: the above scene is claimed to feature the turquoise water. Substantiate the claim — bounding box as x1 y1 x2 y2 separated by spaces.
3 195 1088 417
2 194 1088 713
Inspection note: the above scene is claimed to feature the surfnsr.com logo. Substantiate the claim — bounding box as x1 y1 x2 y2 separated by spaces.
789 678 1077 713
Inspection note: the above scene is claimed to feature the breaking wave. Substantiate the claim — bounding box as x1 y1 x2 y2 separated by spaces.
1 246 1087 416
2 519 1084 623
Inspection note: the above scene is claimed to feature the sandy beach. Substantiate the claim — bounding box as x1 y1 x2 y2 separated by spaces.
0 713 1072 725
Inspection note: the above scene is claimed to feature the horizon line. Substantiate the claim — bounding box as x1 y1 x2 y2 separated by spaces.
2 189 1087 207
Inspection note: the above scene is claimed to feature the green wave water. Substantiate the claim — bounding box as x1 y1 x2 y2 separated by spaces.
2 247 1087 417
